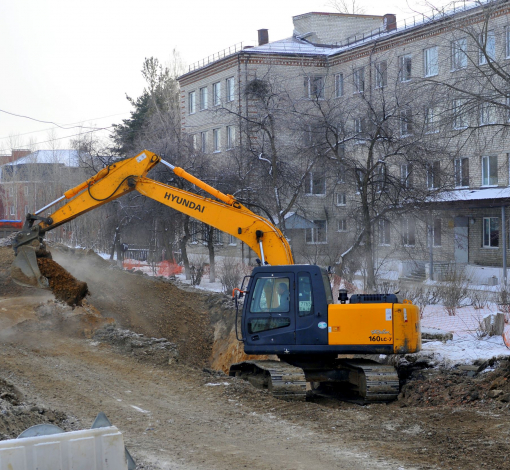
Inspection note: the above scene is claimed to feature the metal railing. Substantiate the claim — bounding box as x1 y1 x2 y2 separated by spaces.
187 42 251 73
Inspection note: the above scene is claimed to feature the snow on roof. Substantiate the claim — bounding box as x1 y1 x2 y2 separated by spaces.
247 37 334 55
8 150 80 167
434 187 510 203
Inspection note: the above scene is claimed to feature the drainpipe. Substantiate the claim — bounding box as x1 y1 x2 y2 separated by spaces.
428 222 434 281
502 205 507 286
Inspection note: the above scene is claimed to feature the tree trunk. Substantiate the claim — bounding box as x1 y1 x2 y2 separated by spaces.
207 226 216 282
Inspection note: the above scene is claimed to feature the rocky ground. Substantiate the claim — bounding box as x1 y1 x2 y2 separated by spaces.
0 244 509 469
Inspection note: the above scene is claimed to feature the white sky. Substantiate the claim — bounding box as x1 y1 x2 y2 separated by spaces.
0 0 450 153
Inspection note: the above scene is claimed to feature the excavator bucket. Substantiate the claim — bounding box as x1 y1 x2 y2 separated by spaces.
10 245 49 289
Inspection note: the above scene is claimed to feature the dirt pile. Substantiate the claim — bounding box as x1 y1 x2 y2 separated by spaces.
397 357 510 408
0 377 72 440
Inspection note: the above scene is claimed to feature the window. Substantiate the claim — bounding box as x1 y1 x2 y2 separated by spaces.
335 192 346 206
432 218 442 247
400 163 413 188
24 186 29 196
453 99 468 129
200 131 207 153
249 276 291 326
305 172 326 195
427 161 441 189
337 164 346 183
353 68 365 93
452 38 467 70
506 96 510 122
424 106 438 133
226 77 235 102
375 61 387 88
379 219 391 246
226 125 235 149
304 76 324 99
213 82 221 105
24 205 29 215
400 108 413 136
354 117 365 142
199 87 208 110
337 219 347 232
454 157 469 187
424 47 438 77
506 26 510 58
8 186 13 197
188 134 197 152
399 54 412 82
482 155 498 186
483 217 499 247
306 220 327 244
335 73 344 97
374 165 387 193
479 31 495 65
188 91 196 114
213 128 220 152
10 205 15 216
480 101 496 125
298 273 313 317
228 234 237 245
401 218 416 246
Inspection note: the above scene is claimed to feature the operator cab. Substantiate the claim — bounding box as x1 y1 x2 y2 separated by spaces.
240 265 333 355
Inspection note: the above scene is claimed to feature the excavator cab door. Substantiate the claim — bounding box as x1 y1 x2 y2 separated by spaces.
243 273 296 348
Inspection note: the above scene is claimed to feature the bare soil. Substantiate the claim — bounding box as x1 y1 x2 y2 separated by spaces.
1 244 509 469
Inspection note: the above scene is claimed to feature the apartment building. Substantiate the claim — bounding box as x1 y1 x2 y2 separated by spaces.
178 1 510 281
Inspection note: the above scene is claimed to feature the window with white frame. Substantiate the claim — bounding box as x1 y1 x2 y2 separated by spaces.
424 46 438 77
226 77 234 102
506 26 510 58
400 108 413 136
226 125 235 149
335 192 346 206
482 155 498 186
335 73 344 97
10 205 15 216
479 30 495 65
199 87 208 110
424 106 437 133
452 38 467 70
306 220 327 244
480 101 497 125
401 218 416 246
454 157 469 187
353 68 365 93
432 218 442 247
188 91 196 114
24 205 29 215
399 54 412 82
200 131 207 153
379 219 391 245
506 96 510 122
8 186 13 197
24 186 29 196
400 163 413 188
483 217 499 247
304 76 324 99
453 99 468 129
305 172 326 195
375 61 387 88
213 128 221 152
374 164 387 193
427 161 441 189
213 82 221 105
354 117 365 142
228 233 237 245
337 219 347 232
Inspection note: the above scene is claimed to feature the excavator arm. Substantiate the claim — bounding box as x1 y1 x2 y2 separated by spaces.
12 150 293 287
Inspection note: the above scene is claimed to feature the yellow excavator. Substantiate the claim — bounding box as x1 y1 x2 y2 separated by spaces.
11 150 421 402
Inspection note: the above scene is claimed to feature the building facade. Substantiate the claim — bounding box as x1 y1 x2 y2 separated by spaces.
178 1 510 283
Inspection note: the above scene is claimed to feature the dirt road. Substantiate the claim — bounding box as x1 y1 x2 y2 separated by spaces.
1 245 509 469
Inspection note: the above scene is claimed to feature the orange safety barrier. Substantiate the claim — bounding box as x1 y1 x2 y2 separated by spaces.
157 260 183 277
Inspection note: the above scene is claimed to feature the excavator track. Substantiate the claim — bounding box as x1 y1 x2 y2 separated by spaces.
229 360 307 401
340 359 400 402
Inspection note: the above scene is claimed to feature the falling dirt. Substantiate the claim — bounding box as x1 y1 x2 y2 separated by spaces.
37 257 89 306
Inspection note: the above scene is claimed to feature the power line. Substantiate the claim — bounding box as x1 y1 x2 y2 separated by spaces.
0 111 130 141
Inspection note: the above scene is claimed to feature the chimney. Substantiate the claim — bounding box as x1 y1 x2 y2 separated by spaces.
383 14 396 32
258 29 269 46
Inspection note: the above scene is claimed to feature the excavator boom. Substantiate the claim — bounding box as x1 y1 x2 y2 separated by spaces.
11 150 293 287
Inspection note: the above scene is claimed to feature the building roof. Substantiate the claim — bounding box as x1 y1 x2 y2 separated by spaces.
7 150 80 167
436 187 510 203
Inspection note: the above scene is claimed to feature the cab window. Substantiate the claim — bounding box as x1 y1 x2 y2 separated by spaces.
321 270 334 304
298 273 313 316
250 277 290 313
